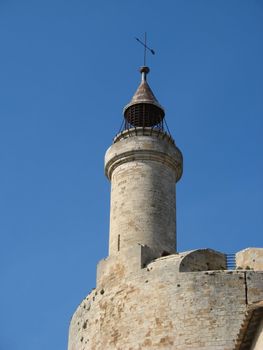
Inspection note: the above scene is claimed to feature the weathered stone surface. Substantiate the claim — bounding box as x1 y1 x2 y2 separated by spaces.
68 251 263 350
67 129 263 349
236 248 263 271
178 249 226 272
105 130 182 258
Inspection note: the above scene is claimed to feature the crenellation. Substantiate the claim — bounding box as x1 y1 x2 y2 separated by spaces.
69 250 263 349
236 248 263 271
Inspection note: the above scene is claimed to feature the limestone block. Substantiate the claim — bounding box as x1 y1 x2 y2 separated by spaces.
178 249 226 272
246 271 263 304
96 244 155 289
236 248 263 271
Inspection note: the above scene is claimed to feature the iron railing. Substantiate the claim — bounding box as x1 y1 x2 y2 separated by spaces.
225 253 236 270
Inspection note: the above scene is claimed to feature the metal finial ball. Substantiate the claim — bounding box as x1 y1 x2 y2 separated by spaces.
140 66 150 74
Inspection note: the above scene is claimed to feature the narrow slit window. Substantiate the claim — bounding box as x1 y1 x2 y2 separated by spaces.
117 234 120 251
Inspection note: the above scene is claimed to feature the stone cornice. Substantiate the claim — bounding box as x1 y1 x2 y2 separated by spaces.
105 147 182 182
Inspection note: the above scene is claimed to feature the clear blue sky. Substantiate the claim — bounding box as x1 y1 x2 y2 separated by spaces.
0 1 262 349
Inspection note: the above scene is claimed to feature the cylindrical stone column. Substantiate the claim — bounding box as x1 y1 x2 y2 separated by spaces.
105 128 183 258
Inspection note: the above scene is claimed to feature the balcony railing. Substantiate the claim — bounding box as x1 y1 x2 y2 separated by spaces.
225 253 236 270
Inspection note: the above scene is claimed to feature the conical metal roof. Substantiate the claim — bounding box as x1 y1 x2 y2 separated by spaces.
123 67 165 128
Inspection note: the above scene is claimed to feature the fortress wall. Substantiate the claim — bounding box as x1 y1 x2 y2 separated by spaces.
96 248 227 290
68 257 263 350
247 271 263 303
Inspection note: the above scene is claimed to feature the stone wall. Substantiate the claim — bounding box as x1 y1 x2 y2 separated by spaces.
236 248 263 271
178 249 226 272
68 251 263 350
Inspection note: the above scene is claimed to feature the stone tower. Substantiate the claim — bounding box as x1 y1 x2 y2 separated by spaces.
68 66 263 350
105 66 182 259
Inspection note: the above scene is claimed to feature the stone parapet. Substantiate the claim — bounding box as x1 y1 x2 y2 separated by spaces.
68 255 263 350
236 248 263 271
105 128 183 182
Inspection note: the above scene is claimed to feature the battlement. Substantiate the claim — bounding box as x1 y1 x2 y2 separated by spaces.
96 246 263 289
236 248 263 271
69 247 263 350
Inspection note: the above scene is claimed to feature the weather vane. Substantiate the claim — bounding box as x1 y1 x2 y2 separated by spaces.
135 32 155 66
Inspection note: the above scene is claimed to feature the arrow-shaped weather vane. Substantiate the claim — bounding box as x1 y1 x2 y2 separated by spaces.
135 32 155 66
